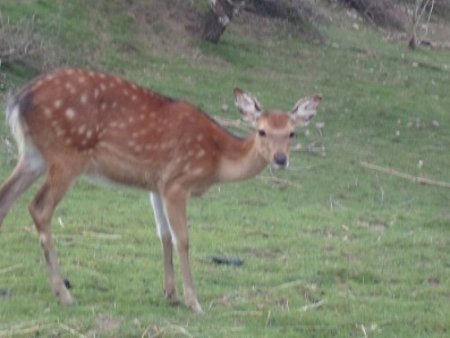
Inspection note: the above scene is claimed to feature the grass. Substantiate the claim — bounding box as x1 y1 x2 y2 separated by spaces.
1 1 449 337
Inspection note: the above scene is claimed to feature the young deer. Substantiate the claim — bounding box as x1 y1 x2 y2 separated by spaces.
0 68 320 313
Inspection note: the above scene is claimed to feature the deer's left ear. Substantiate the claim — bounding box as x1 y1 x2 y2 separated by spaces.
233 88 263 127
290 95 321 127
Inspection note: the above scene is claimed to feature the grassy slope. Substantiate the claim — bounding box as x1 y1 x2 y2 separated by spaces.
0 0 449 337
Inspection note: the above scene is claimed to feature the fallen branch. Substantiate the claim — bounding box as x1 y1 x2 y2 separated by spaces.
82 231 122 240
298 299 326 312
257 175 302 189
360 161 450 188
273 279 305 290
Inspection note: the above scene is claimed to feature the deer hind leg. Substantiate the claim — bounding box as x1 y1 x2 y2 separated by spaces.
162 186 202 314
0 151 45 226
150 192 179 305
28 162 84 305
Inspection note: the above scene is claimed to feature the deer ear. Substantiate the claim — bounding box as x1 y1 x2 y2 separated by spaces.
233 88 262 127
290 95 321 127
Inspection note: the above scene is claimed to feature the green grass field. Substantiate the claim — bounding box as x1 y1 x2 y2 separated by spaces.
0 1 449 337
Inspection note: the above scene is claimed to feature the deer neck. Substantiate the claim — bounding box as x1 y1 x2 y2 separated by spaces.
217 135 268 183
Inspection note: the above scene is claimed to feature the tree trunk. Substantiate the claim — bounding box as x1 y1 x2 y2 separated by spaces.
201 0 245 43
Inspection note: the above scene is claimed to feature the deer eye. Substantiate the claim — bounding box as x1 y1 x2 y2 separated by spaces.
258 129 266 137
289 131 296 138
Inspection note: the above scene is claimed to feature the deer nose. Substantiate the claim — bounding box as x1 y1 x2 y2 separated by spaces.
273 152 287 167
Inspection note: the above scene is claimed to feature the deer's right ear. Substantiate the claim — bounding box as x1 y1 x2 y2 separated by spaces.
233 88 262 127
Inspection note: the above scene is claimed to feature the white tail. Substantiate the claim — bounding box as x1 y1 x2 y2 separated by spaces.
0 68 321 313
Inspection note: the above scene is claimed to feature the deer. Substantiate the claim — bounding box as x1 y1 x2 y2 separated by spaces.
0 68 321 313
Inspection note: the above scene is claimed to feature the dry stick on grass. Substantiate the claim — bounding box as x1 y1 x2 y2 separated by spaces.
257 175 302 189
360 161 450 188
82 231 122 240
298 299 327 312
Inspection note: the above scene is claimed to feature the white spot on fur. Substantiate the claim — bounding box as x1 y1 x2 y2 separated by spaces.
55 128 66 137
65 108 76 119
196 149 206 159
43 107 52 118
32 80 44 91
80 93 88 104
54 100 63 109
78 125 86 134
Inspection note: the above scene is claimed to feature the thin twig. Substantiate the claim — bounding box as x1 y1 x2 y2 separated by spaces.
257 175 301 189
273 279 305 290
298 299 326 312
361 161 450 188
82 231 122 240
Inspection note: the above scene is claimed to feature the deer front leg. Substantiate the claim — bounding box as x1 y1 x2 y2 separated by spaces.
162 186 202 314
150 193 179 305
